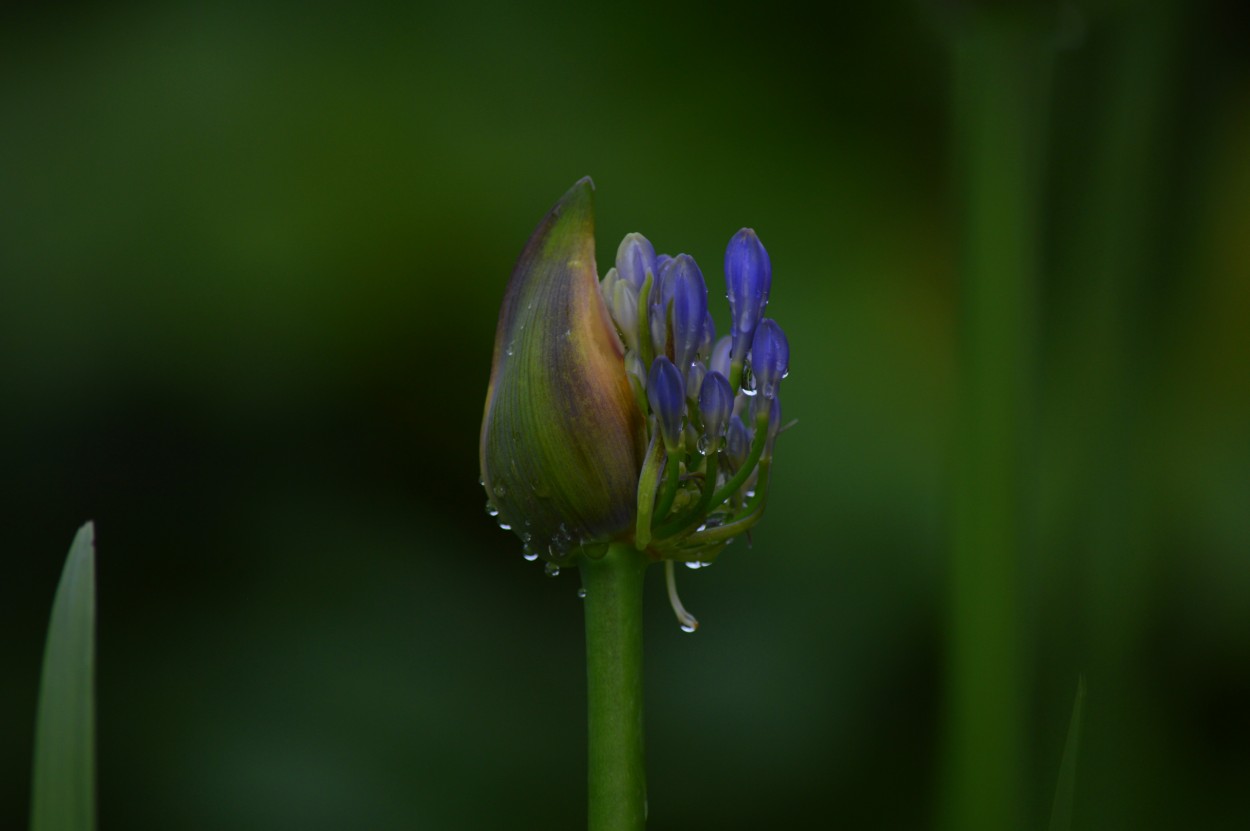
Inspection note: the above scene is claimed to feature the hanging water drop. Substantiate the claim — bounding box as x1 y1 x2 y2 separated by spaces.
680 622 698 634
485 500 499 517
696 434 711 455
576 587 587 599
544 562 561 577
685 560 703 570
522 544 539 562
498 521 512 531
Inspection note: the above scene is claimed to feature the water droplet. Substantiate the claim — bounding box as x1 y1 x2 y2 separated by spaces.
685 560 703 570
745 489 756 499
781 368 790 379
695 524 707 532
493 483 507 497
544 562 561 577
576 587 587 599
696 435 711 455
485 500 499 517
505 342 515 357
680 622 697 634
498 521 512 531
522 545 539 562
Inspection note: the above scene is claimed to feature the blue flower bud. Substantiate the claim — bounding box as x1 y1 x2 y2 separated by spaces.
709 335 732 379
668 254 708 376
725 413 751 468
685 359 706 402
615 232 656 291
724 228 772 373
749 318 789 400
609 279 640 353
699 312 716 361
699 371 733 443
647 356 686 452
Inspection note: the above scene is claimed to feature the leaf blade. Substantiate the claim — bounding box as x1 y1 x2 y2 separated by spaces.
30 522 97 831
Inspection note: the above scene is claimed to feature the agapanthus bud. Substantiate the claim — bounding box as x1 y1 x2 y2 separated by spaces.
609 279 640 353
669 254 708 375
480 178 645 559
709 335 732 379
725 413 751 469
699 371 733 444
482 179 791 588
647 356 686 453
724 228 772 377
749 318 789 400
616 232 656 291
699 312 716 361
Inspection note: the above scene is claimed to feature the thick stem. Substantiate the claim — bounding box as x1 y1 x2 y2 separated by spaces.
943 9 1051 831
581 543 648 831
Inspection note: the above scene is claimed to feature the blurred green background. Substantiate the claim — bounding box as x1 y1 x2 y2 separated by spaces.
3 1 1248 828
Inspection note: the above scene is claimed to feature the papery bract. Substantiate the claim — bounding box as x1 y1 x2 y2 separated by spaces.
480 178 645 558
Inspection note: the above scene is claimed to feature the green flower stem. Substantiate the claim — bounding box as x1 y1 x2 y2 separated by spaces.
710 410 769 506
634 434 664 549
581 543 648 831
944 9 1051 830
652 452 682 525
682 461 770 547
655 449 719 539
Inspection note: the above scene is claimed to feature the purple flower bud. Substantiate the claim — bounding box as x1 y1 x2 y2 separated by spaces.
609 279 639 353
709 335 732 379
724 228 772 369
615 233 656 291
699 311 716 360
669 254 708 375
699 371 733 442
749 319 789 400
725 413 751 468
654 253 672 281
685 359 706 401
647 356 686 452
648 299 668 359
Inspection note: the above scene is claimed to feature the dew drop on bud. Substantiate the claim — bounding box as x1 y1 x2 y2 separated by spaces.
522 545 539 562
685 560 703 570
577 587 587 599
696 435 711 455
498 521 512 530
485 500 499 517
544 562 561 577
680 622 697 634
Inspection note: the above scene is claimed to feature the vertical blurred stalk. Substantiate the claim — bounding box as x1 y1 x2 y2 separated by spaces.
944 7 1052 831
1060 3 1181 826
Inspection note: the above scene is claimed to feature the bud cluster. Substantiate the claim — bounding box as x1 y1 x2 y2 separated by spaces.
601 228 790 565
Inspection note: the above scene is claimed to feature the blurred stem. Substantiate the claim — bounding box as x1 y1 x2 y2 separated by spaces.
944 8 1052 831
581 543 648 831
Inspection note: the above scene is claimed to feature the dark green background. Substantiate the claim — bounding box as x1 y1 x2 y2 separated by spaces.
4 1 1248 828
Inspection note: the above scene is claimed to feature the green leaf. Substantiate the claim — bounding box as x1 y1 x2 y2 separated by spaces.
1048 675 1087 831
30 522 97 831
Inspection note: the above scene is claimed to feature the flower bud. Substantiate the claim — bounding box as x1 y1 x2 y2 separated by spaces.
647 356 686 453
480 178 646 558
668 254 708 377
615 232 657 291
749 318 789 400
709 335 732 379
724 228 772 374
699 371 733 444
